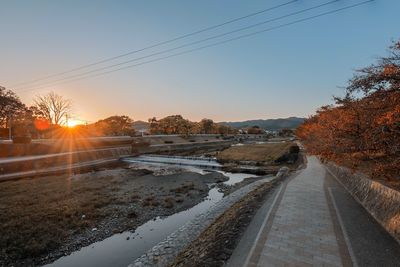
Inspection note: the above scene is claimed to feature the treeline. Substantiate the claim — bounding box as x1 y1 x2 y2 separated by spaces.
148 115 237 135
297 40 400 180
0 88 135 138
0 87 236 140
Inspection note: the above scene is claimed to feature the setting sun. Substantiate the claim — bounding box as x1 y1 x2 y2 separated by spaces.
67 120 81 128
1 1 398 266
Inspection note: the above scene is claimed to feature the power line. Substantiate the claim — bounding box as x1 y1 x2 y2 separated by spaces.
16 0 339 91
18 0 374 93
10 0 299 88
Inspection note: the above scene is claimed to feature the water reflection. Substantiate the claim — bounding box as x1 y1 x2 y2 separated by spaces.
46 188 222 267
46 156 258 267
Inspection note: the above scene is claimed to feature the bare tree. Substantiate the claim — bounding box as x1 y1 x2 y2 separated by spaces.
34 92 72 125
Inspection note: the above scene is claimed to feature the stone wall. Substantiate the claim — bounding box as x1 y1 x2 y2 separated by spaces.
325 162 400 242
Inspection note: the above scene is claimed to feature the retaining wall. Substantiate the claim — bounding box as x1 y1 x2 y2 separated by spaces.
325 162 400 242
0 146 132 175
134 140 234 155
0 139 235 180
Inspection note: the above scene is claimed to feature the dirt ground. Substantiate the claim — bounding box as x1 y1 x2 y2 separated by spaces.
0 164 228 266
216 142 293 164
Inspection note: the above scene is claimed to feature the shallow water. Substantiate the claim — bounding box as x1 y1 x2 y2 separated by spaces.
46 156 257 267
124 155 222 169
46 188 223 267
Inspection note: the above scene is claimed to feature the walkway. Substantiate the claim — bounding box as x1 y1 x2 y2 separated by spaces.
228 156 400 267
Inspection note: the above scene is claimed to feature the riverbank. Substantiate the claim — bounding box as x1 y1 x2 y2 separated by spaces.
217 141 301 175
170 180 277 267
0 164 228 266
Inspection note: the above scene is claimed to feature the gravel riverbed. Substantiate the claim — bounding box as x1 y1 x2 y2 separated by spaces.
0 165 228 266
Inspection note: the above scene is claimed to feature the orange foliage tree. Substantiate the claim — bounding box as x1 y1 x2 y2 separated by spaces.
297 40 400 180
148 115 237 135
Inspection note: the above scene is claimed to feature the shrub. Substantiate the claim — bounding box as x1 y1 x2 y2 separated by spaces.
289 145 300 154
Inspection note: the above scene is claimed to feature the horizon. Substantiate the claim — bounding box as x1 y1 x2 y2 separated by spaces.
2 0 399 123
1 1 399 266
130 115 305 124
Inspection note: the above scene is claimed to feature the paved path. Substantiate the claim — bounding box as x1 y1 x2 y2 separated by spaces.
229 156 400 267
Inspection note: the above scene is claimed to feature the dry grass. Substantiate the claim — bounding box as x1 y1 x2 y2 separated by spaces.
0 172 121 261
171 182 274 267
0 168 217 265
217 142 293 164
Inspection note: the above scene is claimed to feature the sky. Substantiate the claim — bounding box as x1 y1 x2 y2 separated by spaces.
1 0 399 123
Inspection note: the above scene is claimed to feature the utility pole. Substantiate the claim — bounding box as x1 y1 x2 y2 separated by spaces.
65 114 69 127
8 113 12 140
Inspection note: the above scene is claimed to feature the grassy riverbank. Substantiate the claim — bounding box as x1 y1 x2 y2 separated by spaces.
217 142 294 164
0 166 227 266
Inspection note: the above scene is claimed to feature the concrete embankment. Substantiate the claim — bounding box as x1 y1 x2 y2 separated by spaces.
0 137 134 157
0 134 229 158
325 162 400 243
0 146 132 176
0 135 235 181
134 140 234 155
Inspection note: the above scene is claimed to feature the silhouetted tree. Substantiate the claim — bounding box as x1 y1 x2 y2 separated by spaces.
199 119 214 134
33 92 71 126
0 86 25 128
94 115 135 136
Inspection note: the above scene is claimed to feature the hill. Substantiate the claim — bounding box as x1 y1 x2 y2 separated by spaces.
221 117 305 130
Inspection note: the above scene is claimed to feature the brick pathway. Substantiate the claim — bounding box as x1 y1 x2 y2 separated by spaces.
250 156 345 267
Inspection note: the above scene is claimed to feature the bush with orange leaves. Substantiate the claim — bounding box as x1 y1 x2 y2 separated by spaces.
297 41 400 181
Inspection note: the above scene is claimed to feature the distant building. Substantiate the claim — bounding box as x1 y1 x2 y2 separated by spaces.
131 121 150 136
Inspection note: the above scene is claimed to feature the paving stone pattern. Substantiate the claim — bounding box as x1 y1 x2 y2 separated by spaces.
256 156 342 267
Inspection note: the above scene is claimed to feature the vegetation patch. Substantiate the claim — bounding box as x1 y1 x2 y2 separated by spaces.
297 40 400 188
216 142 293 164
170 182 275 267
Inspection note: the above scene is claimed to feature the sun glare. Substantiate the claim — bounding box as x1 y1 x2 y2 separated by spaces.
67 120 80 128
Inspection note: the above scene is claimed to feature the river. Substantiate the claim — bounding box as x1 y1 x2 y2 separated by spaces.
45 155 257 267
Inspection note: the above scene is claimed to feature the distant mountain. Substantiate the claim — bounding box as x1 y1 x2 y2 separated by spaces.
221 117 305 130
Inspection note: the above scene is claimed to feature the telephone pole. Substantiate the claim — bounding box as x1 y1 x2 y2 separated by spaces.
8 113 12 140
65 114 69 127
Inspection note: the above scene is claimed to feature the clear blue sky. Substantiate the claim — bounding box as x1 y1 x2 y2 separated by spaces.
1 0 399 123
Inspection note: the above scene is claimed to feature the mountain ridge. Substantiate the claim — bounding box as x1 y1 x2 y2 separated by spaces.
220 117 305 130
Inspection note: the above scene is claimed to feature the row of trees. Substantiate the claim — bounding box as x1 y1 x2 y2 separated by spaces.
148 115 237 135
1 88 236 139
0 88 135 138
297 40 400 180
0 88 70 138
0 89 74 129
